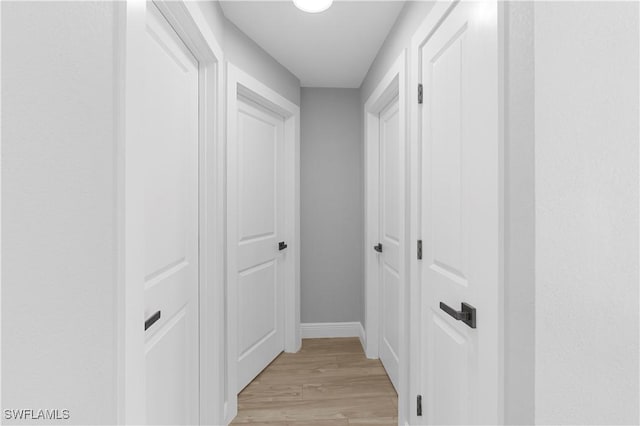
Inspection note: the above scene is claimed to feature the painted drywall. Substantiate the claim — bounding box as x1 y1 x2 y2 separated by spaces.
300 88 363 323
1 1 298 423
2 2 118 423
196 1 301 106
360 1 435 103
534 1 639 424
218 1 404 88
356 5 439 422
504 2 535 425
359 2 435 331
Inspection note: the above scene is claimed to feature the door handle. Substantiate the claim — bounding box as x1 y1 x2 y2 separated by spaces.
279 241 288 251
145 310 161 331
373 243 382 253
439 302 476 329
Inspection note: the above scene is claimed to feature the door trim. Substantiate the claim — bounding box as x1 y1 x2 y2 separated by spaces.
118 1 225 424
408 0 506 423
225 62 301 424
363 51 408 424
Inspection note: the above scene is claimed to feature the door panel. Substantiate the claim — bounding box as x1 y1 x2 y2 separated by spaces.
419 1 499 424
430 30 467 284
235 98 285 391
239 110 277 240
379 96 401 391
145 310 188 425
141 3 199 424
142 3 198 424
431 314 468 425
238 261 277 354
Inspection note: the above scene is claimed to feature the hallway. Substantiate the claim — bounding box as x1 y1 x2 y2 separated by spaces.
2 1 639 424
232 338 398 425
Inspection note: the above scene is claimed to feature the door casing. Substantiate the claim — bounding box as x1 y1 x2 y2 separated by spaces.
118 1 226 424
363 51 409 424
225 62 301 424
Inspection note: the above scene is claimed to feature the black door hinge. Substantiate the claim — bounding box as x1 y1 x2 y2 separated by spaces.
417 394 423 416
418 84 423 104
417 239 423 260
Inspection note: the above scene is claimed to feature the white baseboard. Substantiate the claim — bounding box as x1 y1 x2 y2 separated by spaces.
357 322 366 351
300 321 361 338
300 322 367 353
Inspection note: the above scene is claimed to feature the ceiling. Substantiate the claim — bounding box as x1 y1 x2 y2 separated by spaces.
219 1 405 88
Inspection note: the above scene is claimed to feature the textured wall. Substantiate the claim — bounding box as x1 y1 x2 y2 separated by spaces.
2 2 118 423
534 2 639 423
1 1 300 423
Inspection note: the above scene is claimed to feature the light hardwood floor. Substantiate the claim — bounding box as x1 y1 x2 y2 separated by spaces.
231 338 398 425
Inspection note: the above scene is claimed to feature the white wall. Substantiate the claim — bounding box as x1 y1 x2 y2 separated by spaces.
359 1 435 331
358 6 436 421
2 2 118 423
534 2 639 424
360 1 434 103
362 3 639 424
504 2 535 424
1 1 299 424
300 88 363 323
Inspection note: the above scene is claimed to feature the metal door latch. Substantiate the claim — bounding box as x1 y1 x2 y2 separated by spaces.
145 310 161 331
439 302 476 328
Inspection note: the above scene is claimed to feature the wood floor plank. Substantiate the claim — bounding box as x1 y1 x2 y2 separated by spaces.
240 382 303 402
233 338 398 424
334 354 385 369
288 420 349 426
348 417 397 425
230 423 287 426
235 396 396 423
269 356 340 371
255 366 388 386
302 375 395 400
298 338 364 355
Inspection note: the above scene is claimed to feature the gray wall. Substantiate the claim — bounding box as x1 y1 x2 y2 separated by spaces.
2 2 118 423
300 88 363 323
360 1 435 103
196 1 301 105
534 1 639 423
358 1 435 331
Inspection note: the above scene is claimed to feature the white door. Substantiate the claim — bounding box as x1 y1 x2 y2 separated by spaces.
378 96 401 392
419 1 500 424
233 97 286 391
141 3 199 424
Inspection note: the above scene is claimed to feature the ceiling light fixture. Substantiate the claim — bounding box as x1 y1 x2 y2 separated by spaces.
293 0 333 13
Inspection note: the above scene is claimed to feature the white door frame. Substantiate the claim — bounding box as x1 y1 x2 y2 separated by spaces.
118 1 226 424
407 0 506 423
226 63 301 423
363 51 409 424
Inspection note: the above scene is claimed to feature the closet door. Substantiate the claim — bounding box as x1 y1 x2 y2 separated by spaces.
233 97 286 391
418 1 500 424
378 96 401 391
140 2 200 424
